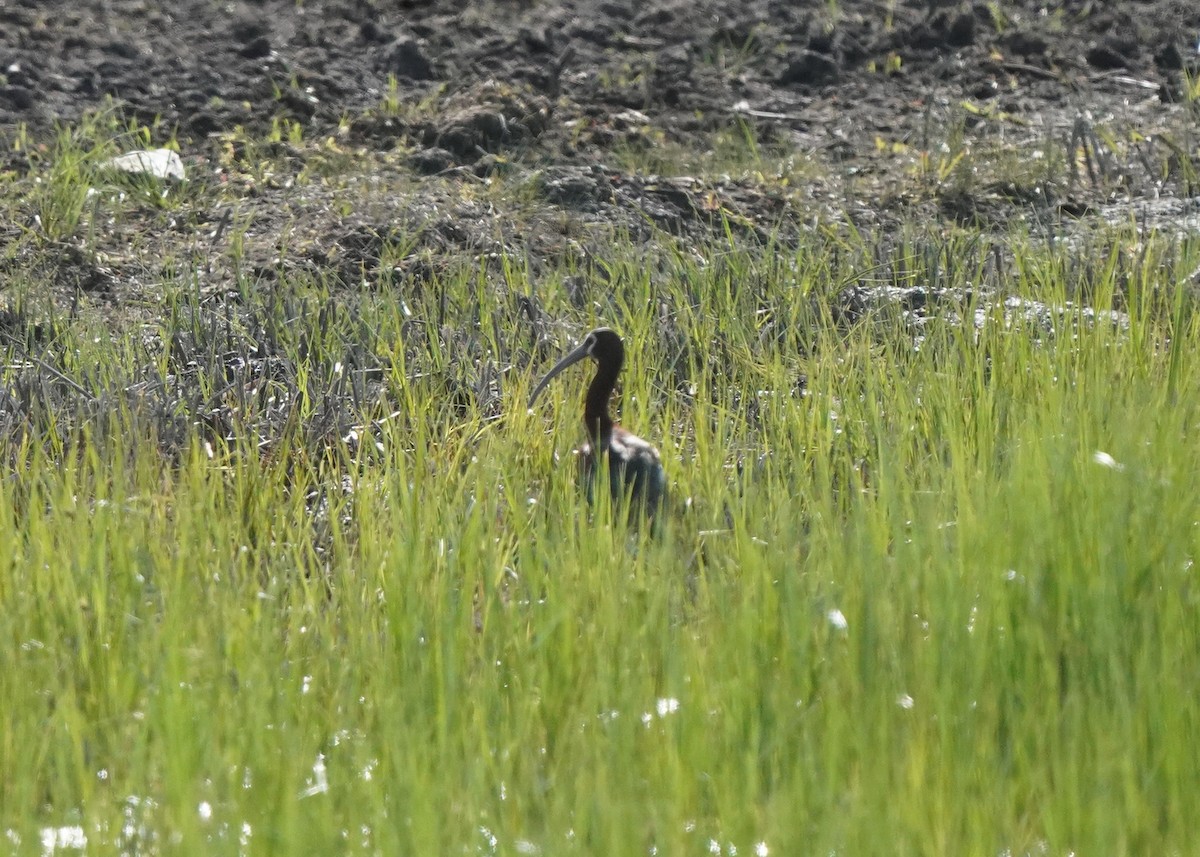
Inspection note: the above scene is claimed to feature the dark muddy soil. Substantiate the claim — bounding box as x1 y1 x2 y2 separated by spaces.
3 0 1197 163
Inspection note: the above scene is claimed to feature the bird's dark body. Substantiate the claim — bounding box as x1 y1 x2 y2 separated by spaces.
578 427 666 515
529 328 665 522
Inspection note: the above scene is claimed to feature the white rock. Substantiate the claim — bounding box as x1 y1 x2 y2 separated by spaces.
104 148 186 181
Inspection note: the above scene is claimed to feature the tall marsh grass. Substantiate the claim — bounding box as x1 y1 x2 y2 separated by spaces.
2 180 1199 854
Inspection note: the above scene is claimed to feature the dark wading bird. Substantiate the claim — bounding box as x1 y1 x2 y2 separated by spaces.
529 328 665 522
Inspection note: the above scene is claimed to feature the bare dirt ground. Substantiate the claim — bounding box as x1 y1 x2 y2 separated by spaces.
3 0 1196 150
4 0 1198 206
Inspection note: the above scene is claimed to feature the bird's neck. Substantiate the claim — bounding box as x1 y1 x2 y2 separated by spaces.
584 359 620 443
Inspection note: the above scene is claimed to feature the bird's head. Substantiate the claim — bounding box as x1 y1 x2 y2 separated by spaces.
528 327 625 408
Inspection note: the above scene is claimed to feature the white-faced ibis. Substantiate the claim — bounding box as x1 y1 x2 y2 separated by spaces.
529 328 665 520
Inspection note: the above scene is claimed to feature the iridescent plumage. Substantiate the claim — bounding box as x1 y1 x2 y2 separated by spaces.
529 328 665 520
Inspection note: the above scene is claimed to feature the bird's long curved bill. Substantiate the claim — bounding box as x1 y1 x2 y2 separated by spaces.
528 342 591 407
